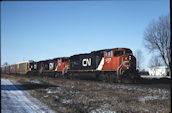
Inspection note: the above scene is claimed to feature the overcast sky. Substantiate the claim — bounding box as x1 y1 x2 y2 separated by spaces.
1 0 170 70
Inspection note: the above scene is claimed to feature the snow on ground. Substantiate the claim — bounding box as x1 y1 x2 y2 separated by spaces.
138 95 159 103
30 80 43 84
1 79 55 113
90 81 169 95
39 79 169 112
141 75 171 79
2 73 170 113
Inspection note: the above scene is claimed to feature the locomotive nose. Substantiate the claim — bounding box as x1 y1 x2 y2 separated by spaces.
122 56 130 69
129 55 136 70
123 55 133 69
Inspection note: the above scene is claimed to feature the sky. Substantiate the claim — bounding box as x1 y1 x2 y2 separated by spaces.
1 0 170 70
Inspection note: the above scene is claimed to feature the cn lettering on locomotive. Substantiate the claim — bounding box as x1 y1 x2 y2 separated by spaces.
82 58 91 67
105 58 111 63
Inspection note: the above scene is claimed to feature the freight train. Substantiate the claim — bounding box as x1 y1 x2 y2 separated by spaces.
1 48 140 83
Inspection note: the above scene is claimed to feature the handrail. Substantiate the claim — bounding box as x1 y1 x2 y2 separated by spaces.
62 65 69 75
117 57 129 76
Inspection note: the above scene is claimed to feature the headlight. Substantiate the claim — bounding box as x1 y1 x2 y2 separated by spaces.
129 56 131 60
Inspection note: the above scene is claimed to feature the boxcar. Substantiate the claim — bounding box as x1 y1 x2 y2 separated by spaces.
1 65 10 74
1 66 6 74
18 62 30 74
10 64 17 74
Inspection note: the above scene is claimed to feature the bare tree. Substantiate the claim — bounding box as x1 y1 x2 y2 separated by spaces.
149 55 163 67
144 15 171 75
134 49 144 71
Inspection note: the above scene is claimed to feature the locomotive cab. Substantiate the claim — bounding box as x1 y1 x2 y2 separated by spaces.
114 49 135 70
103 48 136 73
55 57 70 71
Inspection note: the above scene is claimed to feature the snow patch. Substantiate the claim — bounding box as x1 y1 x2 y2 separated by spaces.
141 75 170 79
1 79 55 113
61 99 73 104
138 96 159 102
30 80 42 84
90 103 116 113
90 109 116 113
54 96 59 100
47 90 58 94
44 95 49 98
96 82 169 95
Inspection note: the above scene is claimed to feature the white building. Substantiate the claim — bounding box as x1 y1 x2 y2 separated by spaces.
148 66 169 77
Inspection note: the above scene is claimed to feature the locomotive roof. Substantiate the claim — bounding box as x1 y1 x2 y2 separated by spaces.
91 47 131 52
71 48 131 57
10 60 34 65
98 48 130 51
53 57 69 60
33 57 69 63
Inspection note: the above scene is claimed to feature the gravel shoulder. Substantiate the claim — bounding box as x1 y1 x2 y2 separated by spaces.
1 74 171 113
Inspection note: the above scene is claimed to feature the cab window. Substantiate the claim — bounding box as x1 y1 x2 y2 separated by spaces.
62 58 69 62
114 51 123 56
125 49 133 55
105 51 112 57
58 59 61 63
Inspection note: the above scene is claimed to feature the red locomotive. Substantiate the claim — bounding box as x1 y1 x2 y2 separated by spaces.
68 48 138 83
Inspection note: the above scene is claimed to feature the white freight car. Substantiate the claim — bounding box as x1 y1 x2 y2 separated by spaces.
149 66 168 77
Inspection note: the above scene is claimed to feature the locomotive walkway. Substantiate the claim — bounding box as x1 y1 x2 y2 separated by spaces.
1 79 54 113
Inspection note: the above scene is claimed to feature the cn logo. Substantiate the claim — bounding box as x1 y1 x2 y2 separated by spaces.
82 58 91 67
106 58 111 63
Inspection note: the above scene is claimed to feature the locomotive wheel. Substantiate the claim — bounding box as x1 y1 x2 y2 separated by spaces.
104 75 109 82
114 74 121 83
98 73 104 81
98 73 106 82
121 77 132 84
117 79 122 83
108 74 115 83
55 72 61 78
62 74 66 79
66 73 70 79
62 73 70 79
121 70 133 83
54 73 58 78
67 72 72 79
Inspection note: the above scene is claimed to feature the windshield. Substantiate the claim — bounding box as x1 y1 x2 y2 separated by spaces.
62 58 69 62
125 49 133 55
114 51 123 56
